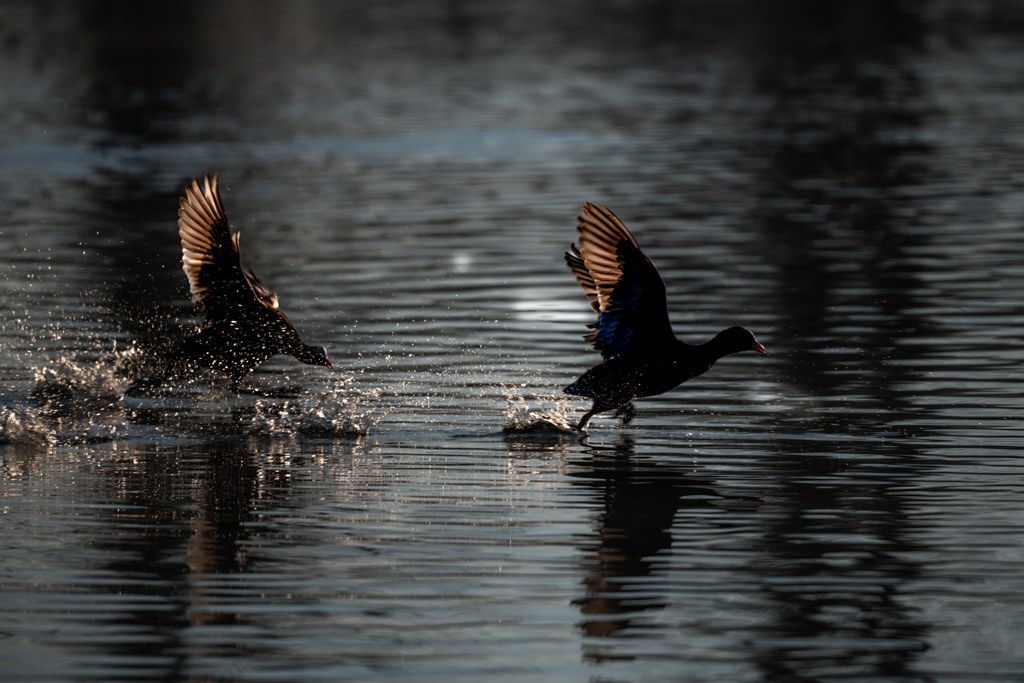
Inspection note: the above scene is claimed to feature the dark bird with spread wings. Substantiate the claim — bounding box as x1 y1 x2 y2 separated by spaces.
169 173 331 388
564 203 765 430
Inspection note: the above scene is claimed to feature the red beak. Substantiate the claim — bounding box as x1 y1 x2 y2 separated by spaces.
752 340 767 355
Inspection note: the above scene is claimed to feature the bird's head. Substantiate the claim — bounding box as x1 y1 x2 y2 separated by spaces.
299 345 333 368
716 326 767 356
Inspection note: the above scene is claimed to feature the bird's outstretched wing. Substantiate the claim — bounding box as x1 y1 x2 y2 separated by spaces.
178 174 281 322
565 203 675 359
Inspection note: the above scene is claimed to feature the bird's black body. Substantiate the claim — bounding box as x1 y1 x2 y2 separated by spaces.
162 173 331 388
175 312 328 387
564 203 765 430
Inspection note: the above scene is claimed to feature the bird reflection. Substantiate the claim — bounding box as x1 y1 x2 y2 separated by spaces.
184 444 260 602
569 435 716 661
82 440 271 662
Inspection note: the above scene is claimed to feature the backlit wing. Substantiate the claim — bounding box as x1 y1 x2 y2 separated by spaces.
178 174 280 321
565 203 674 358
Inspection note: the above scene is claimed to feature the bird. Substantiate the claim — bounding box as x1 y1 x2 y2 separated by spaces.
164 173 332 389
563 203 765 430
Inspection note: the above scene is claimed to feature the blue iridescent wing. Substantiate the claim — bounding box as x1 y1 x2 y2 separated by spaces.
565 203 675 359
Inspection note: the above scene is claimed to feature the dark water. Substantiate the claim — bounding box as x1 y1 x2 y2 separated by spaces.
3 1 1024 680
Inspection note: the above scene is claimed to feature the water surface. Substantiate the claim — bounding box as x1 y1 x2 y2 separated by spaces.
3 2 1024 681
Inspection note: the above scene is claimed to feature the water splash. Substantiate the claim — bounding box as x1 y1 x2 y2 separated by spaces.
247 380 382 438
502 387 578 435
0 404 56 446
29 345 140 417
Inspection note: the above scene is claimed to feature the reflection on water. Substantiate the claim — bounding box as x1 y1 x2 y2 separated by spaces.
572 437 705 654
751 455 931 681
4 0 1024 681
746 9 937 678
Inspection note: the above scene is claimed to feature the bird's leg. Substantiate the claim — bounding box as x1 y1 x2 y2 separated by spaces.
575 405 599 432
614 401 636 425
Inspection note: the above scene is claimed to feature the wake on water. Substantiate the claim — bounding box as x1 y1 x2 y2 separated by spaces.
4 332 577 447
1 343 378 446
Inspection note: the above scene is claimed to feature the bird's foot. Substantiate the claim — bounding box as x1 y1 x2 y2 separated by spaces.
614 402 636 425
575 411 595 432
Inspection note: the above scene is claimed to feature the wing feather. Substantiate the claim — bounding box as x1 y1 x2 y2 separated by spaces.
178 173 280 322
565 203 675 358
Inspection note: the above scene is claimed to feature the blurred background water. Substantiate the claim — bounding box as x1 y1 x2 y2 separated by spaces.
3 1 1024 681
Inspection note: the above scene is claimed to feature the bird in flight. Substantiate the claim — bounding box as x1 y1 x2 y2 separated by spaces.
564 203 765 430
168 173 332 389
